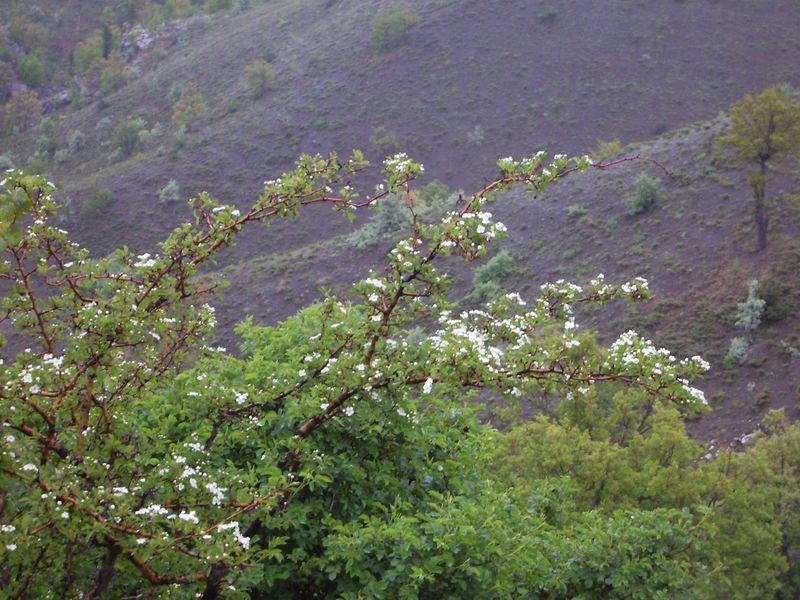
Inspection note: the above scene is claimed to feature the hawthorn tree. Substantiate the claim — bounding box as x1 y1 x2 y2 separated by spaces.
0 152 721 598
717 85 800 251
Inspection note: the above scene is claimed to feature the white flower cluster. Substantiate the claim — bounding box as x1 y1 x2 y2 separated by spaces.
620 277 650 297
383 153 423 176
431 309 505 372
135 504 170 517
438 204 507 256
133 253 158 269
606 330 708 407
217 521 250 549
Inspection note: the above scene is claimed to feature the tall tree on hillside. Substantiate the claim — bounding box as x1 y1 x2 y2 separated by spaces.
717 85 800 252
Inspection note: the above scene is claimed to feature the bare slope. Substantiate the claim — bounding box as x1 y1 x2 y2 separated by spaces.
11 0 798 254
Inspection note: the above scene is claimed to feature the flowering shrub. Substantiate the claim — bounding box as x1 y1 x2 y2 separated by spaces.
0 153 721 597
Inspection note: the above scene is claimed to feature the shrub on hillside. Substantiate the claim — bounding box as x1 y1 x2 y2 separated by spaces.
349 181 457 249
467 250 518 304
591 139 623 162
760 277 794 322
66 129 86 153
138 122 163 144
1 91 42 135
83 187 114 213
370 8 420 53
158 179 181 204
111 119 141 157
25 152 48 175
36 136 56 157
566 203 587 219
734 279 765 331
53 148 70 165
726 336 750 366
350 194 410 248
625 174 664 215
245 59 276 98
725 279 766 367
9 15 48 54
17 53 45 88
74 27 121 74
99 52 129 94
171 82 208 132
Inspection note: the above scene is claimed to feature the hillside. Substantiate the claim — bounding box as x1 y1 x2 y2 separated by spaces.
211 115 800 445
2 0 800 446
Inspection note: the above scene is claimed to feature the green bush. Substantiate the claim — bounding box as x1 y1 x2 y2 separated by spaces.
566 203 587 219
467 250 517 303
245 58 276 98
591 138 623 162
158 179 181 204
760 277 794 322
734 279 765 331
73 27 120 74
418 180 450 209
36 136 56 157
370 8 420 53
66 129 86 153
0 154 15 170
171 82 207 132
349 195 410 248
83 187 114 213
138 122 163 145
625 174 664 215
726 336 750 366
111 120 141 157
25 151 48 175
53 148 70 165
99 52 129 94
17 53 45 88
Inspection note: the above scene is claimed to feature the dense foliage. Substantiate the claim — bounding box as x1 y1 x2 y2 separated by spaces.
0 152 797 599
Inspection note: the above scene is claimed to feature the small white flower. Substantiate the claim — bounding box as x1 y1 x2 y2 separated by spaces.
422 378 433 394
